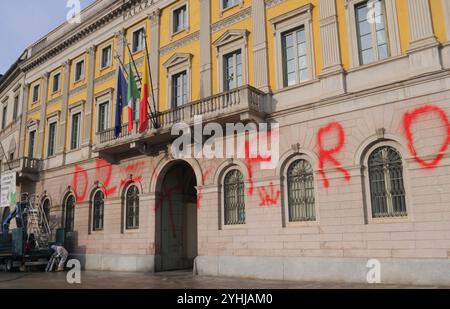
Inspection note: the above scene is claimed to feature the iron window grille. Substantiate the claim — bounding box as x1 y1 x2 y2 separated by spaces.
65 195 75 232
93 190 105 231
368 146 407 218
224 169 246 225
126 185 139 229
287 159 316 222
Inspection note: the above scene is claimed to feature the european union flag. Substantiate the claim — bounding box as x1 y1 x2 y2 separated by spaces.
114 66 128 138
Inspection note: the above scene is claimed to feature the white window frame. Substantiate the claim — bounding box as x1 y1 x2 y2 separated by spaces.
52 72 61 93
27 121 38 159
131 27 146 53
362 140 412 224
213 29 249 92
163 53 192 109
94 89 113 138
32 83 40 103
100 44 113 70
170 1 189 37
271 4 315 90
220 0 243 16
46 114 59 158
69 103 84 151
74 58 85 82
345 0 401 68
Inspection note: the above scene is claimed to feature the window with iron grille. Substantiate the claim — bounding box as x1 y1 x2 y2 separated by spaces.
368 146 407 218
287 159 316 222
223 169 245 225
125 185 139 229
92 190 104 231
65 195 75 232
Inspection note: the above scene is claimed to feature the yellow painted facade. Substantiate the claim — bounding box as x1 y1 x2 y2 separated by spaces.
21 0 449 160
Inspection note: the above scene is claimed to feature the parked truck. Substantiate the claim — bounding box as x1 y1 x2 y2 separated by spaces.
0 199 64 272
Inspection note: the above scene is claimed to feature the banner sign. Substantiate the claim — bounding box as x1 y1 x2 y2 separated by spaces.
1 172 16 208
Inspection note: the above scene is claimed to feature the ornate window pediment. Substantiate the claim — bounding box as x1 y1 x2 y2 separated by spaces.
163 53 192 69
212 29 248 48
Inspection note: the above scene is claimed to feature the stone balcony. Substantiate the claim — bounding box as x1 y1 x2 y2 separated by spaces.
94 85 268 159
1 157 43 182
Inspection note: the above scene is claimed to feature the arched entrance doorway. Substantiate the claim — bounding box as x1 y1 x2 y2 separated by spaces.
155 161 198 272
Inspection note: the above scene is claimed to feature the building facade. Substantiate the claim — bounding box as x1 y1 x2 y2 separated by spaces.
1 0 450 285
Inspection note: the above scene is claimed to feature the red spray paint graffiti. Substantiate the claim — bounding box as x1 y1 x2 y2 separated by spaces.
257 182 280 207
73 164 88 203
95 159 117 197
244 140 272 196
197 168 213 209
403 105 450 168
317 122 351 188
119 161 145 187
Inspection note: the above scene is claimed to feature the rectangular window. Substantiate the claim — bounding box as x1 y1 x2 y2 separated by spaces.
171 71 188 108
173 5 187 33
355 0 388 65
132 28 145 53
52 73 61 92
223 0 239 9
101 45 112 69
13 95 19 121
70 112 81 150
282 27 308 87
223 50 243 91
1 105 7 129
32 84 40 102
75 60 85 82
97 102 108 132
28 130 36 158
47 122 57 157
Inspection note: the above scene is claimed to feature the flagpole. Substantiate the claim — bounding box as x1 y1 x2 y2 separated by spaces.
144 35 159 128
115 54 129 79
121 33 158 129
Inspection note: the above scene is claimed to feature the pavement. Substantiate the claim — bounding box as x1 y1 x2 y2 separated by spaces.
0 269 447 289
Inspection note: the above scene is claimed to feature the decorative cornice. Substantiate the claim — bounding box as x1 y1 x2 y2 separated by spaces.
211 7 252 33
94 70 116 86
265 0 289 9
159 31 200 55
69 84 87 97
47 95 63 106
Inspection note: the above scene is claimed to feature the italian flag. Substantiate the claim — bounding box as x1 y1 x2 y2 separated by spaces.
127 63 139 133
139 56 150 133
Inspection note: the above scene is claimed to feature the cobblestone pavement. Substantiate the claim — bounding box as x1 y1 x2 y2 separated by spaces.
0 270 447 289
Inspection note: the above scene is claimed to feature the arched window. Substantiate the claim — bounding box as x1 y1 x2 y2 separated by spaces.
41 198 50 224
125 185 139 229
65 195 75 232
287 159 316 222
223 169 245 225
92 190 105 231
368 146 407 218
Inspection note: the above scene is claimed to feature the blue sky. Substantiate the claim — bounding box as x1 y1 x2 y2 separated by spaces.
0 0 95 74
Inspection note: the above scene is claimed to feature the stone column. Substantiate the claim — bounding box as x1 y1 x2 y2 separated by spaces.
443 0 450 42
82 46 96 157
18 82 29 158
319 0 342 74
407 0 437 50
199 0 212 98
57 60 71 157
251 0 269 92
318 0 346 98
36 72 49 159
149 9 161 108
